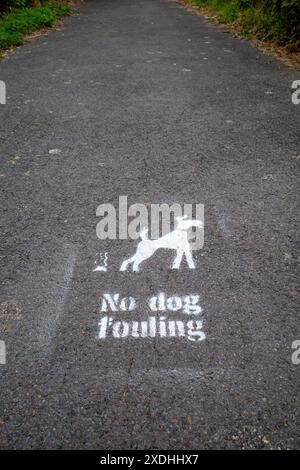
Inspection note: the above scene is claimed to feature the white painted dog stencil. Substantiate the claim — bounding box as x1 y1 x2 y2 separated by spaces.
120 216 203 272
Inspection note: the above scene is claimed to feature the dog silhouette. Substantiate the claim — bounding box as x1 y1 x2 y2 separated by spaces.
120 216 203 272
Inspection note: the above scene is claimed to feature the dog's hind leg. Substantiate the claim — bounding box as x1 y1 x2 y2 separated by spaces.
120 256 135 271
132 250 153 272
132 260 141 272
120 257 141 272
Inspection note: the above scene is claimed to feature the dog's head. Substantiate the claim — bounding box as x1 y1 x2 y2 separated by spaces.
176 215 203 230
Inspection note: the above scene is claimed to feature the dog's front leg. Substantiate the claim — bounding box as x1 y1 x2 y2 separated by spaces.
171 249 184 269
184 248 195 269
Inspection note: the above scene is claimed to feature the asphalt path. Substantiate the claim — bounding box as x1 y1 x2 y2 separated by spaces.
0 0 299 449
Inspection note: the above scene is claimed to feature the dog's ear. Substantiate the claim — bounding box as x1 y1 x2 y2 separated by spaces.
176 215 187 222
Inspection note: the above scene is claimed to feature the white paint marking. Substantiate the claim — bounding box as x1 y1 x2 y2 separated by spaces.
93 252 108 272
141 321 148 338
149 293 202 314
262 174 275 181
93 266 107 272
292 340 300 365
113 321 129 338
100 292 202 315
120 216 203 272
292 80 300 104
0 80 6 105
0 340 6 365
100 293 136 312
99 316 108 339
131 321 139 338
49 149 62 155
97 293 204 341
98 316 205 341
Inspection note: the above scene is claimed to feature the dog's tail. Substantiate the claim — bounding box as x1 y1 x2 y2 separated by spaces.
140 227 148 240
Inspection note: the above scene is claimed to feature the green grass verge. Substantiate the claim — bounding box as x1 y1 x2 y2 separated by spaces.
191 0 300 49
0 2 71 49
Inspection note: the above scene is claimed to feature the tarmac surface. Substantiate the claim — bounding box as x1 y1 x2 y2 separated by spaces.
0 0 299 449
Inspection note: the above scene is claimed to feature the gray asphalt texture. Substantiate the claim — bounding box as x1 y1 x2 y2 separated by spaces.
0 0 299 450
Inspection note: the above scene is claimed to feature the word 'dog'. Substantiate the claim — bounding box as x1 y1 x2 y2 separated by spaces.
149 293 202 314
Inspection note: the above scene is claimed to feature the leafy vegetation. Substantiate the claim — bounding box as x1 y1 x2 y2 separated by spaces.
191 0 300 49
0 2 72 49
0 1 70 11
